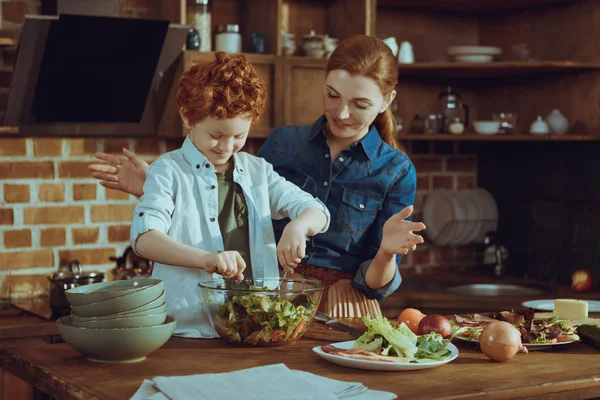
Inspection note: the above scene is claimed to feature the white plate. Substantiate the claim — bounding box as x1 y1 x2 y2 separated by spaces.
422 190 455 245
454 335 576 351
312 340 459 371
452 55 494 63
522 299 600 313
447 45 502 56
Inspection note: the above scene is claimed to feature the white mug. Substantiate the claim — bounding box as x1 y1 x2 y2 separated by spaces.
398 41 414 64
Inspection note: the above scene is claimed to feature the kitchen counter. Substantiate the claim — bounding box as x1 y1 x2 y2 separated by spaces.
1 336 599 400
0 311 59 341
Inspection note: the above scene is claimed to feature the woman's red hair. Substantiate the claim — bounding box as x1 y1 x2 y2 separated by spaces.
177 51 267 126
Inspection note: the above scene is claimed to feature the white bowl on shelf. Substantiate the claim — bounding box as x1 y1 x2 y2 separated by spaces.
473 121 500 135
452 54 494 63
447 45 502 56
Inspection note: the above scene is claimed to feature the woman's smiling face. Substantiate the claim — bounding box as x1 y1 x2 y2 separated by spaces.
323 69 395 141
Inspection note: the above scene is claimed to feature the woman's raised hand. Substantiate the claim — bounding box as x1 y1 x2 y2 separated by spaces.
380 205 426 256
88 148 148 197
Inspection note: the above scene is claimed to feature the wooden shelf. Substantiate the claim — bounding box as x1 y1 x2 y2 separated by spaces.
398 133 600 141
397 61 600 79
0 38 17 47
377 0 583 11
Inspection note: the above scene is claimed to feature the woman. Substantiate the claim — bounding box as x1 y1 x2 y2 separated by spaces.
89 35 425 318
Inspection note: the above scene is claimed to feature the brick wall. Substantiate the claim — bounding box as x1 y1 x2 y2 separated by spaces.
0 0 479 298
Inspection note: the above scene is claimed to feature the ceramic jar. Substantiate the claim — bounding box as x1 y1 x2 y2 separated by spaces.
545 109 569 135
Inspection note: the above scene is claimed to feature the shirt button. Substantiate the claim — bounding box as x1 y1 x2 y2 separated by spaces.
323 181 329 187
324 154 330 158
196 164 200 169
338 157 344 162
205 164 210 168
210 217 216 222
210 185 216 190
359 204 365 209
240 168 244 172
139 212 144 216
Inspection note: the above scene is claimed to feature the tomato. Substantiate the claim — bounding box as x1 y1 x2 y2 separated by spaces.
271 329 286 342
397 308 426 334
571 270 593 292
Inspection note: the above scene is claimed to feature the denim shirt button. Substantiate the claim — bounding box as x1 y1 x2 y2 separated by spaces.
324 154 330 158
359 204 365 209
338 157 344 162
323 181 329 187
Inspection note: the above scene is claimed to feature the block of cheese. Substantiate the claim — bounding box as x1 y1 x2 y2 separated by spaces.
553 299 589 320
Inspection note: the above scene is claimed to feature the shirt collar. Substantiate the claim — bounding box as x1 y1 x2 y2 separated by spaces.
181 136 247 175
308 115 383 160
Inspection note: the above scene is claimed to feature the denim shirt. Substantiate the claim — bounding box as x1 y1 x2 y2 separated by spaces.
131 136 330 338
258 116 416 301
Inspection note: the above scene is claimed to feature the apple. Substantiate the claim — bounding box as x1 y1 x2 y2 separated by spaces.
571 269 593 292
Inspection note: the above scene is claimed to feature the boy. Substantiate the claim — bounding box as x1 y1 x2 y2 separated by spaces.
130 52 330 338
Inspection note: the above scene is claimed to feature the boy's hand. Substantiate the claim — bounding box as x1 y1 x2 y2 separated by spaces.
200 251 246 281
88 148 148 197
381 205 426 256
277 220 308 269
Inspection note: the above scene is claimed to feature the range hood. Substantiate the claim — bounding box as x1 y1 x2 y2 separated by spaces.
4 14 187 136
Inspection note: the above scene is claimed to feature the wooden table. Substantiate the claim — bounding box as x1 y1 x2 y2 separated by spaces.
1 336 599 400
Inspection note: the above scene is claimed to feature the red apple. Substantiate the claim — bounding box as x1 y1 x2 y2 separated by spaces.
571 269 593 292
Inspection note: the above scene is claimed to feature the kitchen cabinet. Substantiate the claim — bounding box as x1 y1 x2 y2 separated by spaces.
154 0 599 141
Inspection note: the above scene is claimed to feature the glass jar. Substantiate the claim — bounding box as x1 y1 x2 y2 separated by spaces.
186 0 211 52
215 24 242 53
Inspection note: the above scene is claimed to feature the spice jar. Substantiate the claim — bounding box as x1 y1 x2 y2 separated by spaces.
449 117 465 135
215 24 242 53
186 0 211 52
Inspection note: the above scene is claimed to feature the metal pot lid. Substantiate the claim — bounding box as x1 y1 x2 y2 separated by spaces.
48 260 104 283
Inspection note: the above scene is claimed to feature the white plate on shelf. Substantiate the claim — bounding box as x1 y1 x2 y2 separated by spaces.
452 55 494 63
312 340 459 371
447 45 502 56
422 190 455 245
522 299 600 313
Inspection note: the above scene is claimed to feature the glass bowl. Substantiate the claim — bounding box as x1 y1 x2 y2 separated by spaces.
198 278 324 346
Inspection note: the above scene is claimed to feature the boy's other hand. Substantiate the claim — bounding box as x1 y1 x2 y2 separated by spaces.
88 148 148 197
201 251 246 281
277 220 308 269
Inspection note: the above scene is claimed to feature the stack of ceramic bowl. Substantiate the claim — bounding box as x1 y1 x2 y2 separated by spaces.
447 45 502 63
57 279 176 363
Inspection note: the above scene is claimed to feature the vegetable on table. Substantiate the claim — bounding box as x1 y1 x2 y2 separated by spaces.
479 321 528 362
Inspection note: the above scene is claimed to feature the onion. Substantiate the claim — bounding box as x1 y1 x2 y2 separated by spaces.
480 321 528 362
418 314 453 338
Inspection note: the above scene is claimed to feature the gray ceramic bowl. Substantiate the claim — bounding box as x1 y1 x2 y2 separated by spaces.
70 300 166 321
65 279 163 306
57 315 176 363
70 284 164 317
68 311 167 329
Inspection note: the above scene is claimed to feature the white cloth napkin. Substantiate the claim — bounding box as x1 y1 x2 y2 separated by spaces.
130 363 396 400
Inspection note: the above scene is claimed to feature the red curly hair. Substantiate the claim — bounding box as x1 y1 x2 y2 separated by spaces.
177 51 267 126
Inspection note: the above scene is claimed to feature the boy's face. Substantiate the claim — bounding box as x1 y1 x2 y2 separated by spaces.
184 115 252 171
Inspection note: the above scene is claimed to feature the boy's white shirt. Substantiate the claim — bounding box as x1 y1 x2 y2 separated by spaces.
130 136 329 338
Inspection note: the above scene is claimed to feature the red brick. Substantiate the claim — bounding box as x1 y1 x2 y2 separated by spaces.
412 157 443 173
0 250 53 269
73 184 97 201
58 248 115 267
413 248 430 265
457 175 476 190
58 162 93 178
416 175 430 191
4 184 29 203
135 139 161 155
40 228 66 247
38 183 65 202
4 229 31 248
432 176 454 189
446 157 477 172
2 1 29 23
8 274 50 297
72 227 99 245
0 162 54 179
0 208 14 225
91 204 135 222
69 139 98 156
34 139 62 156
104 140 130 154
24 206 85 224
108 225 130 242
0 138 26 156
120 10 134 18
105 187 130 200
433 247 454 264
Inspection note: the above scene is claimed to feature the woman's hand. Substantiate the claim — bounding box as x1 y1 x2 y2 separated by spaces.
200 251 246 281
381 205 426 256
88 148 148 197
277 219 308 269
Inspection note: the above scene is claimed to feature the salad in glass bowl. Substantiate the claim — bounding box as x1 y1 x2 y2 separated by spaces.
198 278 324 346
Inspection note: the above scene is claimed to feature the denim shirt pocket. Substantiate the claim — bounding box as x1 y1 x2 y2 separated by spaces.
338 188 383 234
